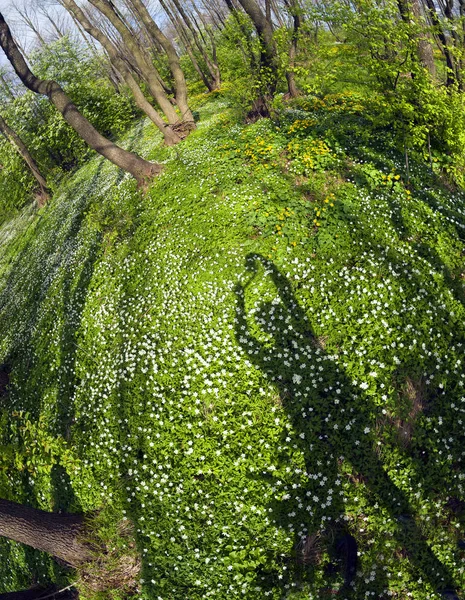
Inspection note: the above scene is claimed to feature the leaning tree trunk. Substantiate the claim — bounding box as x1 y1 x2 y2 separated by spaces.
0 13 161 185
224 0 259 73
410 0 436 77
0 113 49 205
159 0 215 91
59 0 181 145
128 0 195 127
168 0 221 90
423 0 458 86
88 0 180 126
236 0 277 78
0 498 91 567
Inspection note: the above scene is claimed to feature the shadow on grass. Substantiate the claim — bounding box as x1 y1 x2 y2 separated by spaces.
235 253 461 598
0 158 105 419
0 160 106 582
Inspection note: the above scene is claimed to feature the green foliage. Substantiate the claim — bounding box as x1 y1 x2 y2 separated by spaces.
0 137 36 221
2 1 465 595
0 36 138 225
0 95 464 599
30 36 135 139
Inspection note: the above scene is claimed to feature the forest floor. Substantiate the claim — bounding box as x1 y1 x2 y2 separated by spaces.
0 92 465 599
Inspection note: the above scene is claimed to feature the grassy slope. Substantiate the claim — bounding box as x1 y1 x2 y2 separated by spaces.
0 93 465 599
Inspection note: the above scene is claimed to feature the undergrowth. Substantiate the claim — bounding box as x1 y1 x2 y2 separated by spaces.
0 93 464 599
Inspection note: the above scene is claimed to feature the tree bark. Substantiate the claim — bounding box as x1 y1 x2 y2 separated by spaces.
169 0 221 89
127 0 194 126
235 0 278 98
0 112 49 205
223 0 259 73
284 0 301 97
236 0 276 68
398 0 436 77
0 585 78 600
0 498 90 567
59 0 181 145
423 0 458 85
0 12 161 184
88 0 180 125
160 0 215 91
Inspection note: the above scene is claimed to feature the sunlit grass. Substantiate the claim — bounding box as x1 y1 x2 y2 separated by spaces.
0 94 464 599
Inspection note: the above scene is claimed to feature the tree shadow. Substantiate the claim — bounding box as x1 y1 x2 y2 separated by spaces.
235 253 461 598
0 158 105 418
55 233 100 438
0 159 106 573
333 195 465 501
385 193 465 306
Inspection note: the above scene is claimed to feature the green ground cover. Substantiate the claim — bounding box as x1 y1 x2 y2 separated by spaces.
0 93 464 599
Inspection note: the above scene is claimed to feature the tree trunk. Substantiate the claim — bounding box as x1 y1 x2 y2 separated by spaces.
0 112 49 205
235 0 278 99
0 498 90 567
284 0 301 97
224 0 259 73
59 0 181 145
398 0 436 77
159 0 215 91
127 0 195 127
423 0 457 85
0 12 161 184
88 0 180 125
0 585 78 600
169 0 221 89
236 0 276 67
